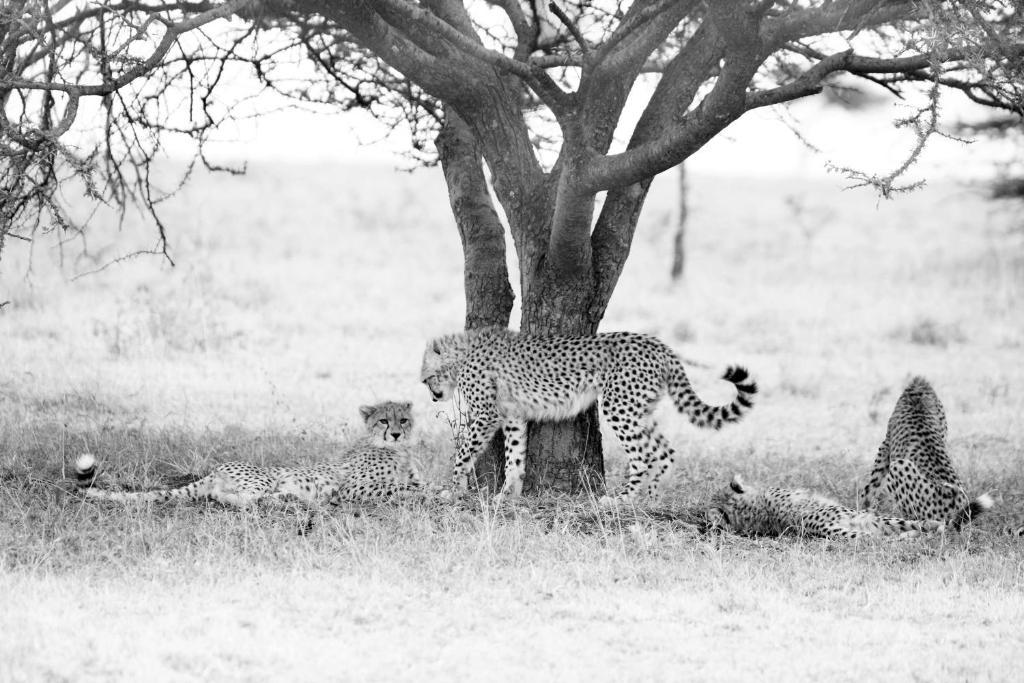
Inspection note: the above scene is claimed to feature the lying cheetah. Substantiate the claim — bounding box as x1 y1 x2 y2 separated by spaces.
420 327 756 500
74 401 421 508
861 377 992 529
361 400 414 443
708 474 944 539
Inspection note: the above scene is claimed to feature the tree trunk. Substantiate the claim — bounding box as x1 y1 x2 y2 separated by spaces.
465 197 607 496
436 108 515 493
436 114 651 497
435 108 514 330
523 407 603 495
515 197 606 496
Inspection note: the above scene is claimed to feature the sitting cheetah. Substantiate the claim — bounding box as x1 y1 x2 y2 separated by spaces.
708 474 944 539
861 377 992 529
420 327 756 500
361 400 414 443
74 401 421 508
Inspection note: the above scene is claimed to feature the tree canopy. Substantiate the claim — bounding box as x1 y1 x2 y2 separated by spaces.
2 1 1022 267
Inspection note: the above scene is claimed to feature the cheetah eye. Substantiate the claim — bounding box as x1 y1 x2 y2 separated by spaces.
378 419 388 425
399 419 409 425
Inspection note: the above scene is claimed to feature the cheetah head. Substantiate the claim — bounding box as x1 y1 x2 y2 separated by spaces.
359 400 414 442
420 335 462 402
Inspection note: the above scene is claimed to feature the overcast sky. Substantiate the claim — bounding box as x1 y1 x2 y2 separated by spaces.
194 85 1008 184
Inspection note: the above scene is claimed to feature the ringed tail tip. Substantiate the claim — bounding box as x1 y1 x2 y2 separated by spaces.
75 453 97 486
722 365 758 395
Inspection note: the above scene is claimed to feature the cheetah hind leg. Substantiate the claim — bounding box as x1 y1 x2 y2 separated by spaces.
599 425 660 504
642 428 677 499
598 456 643 505
493 417 528 503
598 388 673 503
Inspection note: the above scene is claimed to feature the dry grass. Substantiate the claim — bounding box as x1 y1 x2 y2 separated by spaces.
2 164 1023 681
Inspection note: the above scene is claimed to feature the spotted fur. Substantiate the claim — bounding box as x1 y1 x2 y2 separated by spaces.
861 377 992 529
360 400 414 443
708 474 944 539
420 327 756 500
76 449 419 507
74 401 420 508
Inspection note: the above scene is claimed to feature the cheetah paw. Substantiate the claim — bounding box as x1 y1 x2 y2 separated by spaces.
491 491 519 506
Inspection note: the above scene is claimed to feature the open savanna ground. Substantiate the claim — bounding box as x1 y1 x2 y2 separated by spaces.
1 164 1023 682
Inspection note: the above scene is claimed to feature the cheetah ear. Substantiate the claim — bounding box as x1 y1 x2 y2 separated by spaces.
430 339 441 354
359 405 375 420
729 474 745 494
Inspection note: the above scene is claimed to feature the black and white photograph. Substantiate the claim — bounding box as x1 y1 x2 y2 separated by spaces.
2 1 1023 680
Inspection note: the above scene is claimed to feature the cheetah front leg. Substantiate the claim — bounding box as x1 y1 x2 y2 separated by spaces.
451 412 501 494
494 417 528 502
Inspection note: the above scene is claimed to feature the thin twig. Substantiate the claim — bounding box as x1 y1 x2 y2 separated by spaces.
70 248 170 281
548 2 588 55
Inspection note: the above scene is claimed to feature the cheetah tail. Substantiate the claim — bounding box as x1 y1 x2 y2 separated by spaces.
74 453 100 488
667 354 757 430
73 453 202 503
948 493 995 531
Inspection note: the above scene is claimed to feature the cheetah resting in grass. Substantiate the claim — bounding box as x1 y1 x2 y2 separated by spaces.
861 377 993 529
74 400 421 507
708 474 945 539
420 327 756 501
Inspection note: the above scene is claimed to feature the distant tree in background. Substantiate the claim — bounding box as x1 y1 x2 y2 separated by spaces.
955 115 1024 198
670 162 687 282
2 1 1023 494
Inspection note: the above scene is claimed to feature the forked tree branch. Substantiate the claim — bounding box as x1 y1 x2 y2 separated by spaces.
368 0 571 115
584 34 1024 192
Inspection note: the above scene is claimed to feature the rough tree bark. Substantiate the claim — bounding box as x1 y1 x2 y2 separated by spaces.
435 107 514 332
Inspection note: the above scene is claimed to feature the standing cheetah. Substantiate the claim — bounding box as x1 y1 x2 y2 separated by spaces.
708 474 944 539
420 327 756 500
861 377 992 529
74 400 421 508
